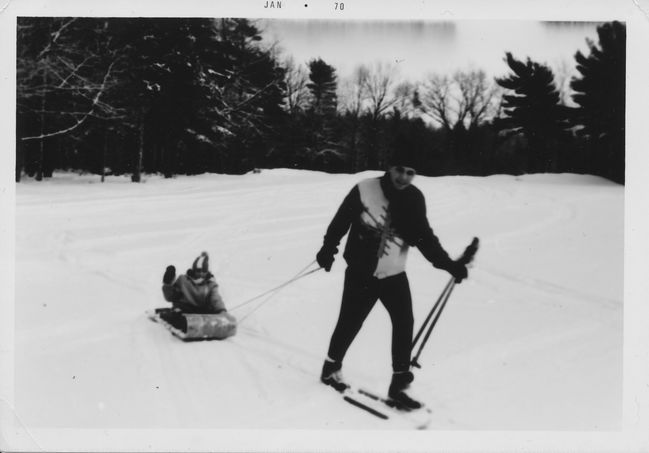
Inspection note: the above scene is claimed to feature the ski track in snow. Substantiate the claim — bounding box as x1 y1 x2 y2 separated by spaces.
13 170 623 433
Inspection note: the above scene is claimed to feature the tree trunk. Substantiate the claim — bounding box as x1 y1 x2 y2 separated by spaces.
36 70 47 181
132 119 144 182
366 122 379 170
350 119 359 173
101 129 108 182
15 136 23 182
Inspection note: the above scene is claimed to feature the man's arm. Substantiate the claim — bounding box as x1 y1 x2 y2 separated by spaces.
411 192 468 283
411 192 453 269
322 185 361 249
316 185 361 270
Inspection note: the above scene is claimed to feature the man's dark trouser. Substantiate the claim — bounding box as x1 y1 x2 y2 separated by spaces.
327 267 413 372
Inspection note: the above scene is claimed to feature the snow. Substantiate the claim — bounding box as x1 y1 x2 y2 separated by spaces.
7 169 628 450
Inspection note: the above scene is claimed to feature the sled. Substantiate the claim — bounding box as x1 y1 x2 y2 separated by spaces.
147 307 237 341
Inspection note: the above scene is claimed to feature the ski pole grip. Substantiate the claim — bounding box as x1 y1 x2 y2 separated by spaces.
458 237 480 265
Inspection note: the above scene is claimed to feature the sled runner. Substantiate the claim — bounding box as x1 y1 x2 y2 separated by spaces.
147 307 237 341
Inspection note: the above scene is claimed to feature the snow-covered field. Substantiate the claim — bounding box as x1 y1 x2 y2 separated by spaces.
6 169 628 449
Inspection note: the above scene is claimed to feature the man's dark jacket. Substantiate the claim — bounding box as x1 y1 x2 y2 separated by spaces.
321 172 454 277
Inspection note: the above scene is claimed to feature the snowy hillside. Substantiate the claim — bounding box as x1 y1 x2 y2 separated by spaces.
9 169 623 449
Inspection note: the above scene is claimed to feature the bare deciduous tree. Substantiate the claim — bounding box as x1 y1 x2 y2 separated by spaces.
283 57 310 115
338 65 369 116
338 62 399 120
337 65 371 171
392 81 419 118
362 62 399 120
419 74 453 130
456 70 501 129
419 69 500 131
18 19 122 141
17 18 123 180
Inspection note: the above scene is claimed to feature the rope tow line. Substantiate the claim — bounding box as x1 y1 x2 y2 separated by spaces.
229 260 322 322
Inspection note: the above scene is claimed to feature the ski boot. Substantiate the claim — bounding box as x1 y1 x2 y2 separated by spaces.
387 371 422 411
320 358 349 392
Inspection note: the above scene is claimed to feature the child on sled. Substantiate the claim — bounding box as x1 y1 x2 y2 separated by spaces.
162 251 227 314
157 251 236 340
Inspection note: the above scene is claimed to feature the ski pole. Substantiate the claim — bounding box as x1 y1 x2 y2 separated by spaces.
412 237 480 349
410 237 480 368
411 279 456 368
411 276 454 350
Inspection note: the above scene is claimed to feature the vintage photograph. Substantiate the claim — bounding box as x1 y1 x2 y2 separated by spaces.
1 1 647 452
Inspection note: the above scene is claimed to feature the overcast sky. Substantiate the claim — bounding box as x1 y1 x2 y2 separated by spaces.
260 20 601 85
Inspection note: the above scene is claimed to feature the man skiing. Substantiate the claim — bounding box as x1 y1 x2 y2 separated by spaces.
315 144 468 410
162 251 227 314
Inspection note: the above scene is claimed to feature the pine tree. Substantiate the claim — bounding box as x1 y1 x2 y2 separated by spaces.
307 58 338 116
111 18 231 179
570 21 625 183
104 18 286 177
304 58 343 170
495 52 569 173
210 18 287 173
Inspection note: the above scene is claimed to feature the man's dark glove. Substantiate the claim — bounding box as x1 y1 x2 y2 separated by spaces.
316 246 337 272
163 265 176 284
447 260 468 283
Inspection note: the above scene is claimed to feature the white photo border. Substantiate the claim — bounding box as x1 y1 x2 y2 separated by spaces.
1 0 647 451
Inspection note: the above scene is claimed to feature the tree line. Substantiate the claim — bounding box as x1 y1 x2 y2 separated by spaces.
16 18 625 184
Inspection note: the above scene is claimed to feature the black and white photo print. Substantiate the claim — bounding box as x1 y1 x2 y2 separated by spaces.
1 0 648 452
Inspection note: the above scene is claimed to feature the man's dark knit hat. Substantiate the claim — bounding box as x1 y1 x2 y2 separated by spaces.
388 134 419 171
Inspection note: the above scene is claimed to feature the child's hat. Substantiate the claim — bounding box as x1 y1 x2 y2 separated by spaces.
192 251 209 273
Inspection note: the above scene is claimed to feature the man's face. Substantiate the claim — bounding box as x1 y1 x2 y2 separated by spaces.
389 166 416 190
